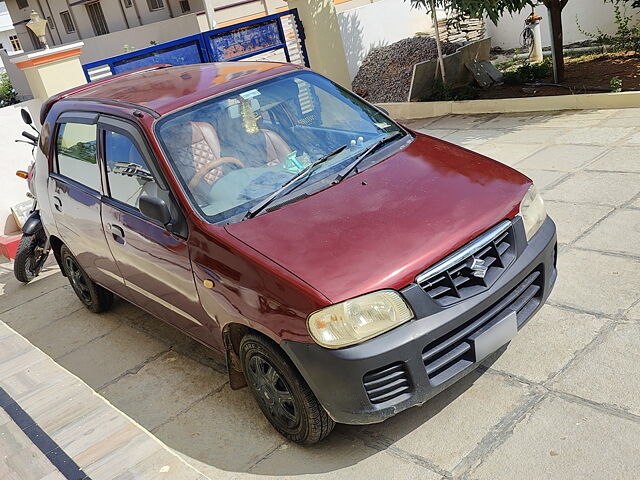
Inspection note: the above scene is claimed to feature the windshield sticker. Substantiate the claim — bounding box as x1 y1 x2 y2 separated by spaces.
375 122 391 129
240 89 261 99
283 151 304 173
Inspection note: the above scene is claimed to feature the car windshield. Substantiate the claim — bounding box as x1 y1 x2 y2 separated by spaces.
155 71 405 223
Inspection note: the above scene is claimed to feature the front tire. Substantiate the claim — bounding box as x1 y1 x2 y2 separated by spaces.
240 333 335 445
60 245 113 313
14 232 48 284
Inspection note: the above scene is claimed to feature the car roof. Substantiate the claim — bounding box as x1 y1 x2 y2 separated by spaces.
55 62 304 118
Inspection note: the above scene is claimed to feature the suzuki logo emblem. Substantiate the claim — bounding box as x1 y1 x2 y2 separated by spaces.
469 257 488 278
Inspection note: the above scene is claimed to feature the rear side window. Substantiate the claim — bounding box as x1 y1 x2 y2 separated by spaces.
56 122 100 191
104 131 158 209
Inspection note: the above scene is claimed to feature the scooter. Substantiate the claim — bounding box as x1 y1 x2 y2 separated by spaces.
13 108 50 284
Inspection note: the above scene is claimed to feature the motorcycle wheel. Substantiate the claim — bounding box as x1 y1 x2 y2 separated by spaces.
13 231 49 284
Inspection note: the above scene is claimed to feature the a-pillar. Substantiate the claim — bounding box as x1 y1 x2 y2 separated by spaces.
11 42 86 100
286 0 351 89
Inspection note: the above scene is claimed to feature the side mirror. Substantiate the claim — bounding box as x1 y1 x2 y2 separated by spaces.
139 195 172 227
21 108 33 126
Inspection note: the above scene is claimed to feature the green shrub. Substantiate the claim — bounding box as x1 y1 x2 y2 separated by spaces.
0 73 18 108
578 0 640 53
422 80 479 102
610 76 623 92
503 60 552 85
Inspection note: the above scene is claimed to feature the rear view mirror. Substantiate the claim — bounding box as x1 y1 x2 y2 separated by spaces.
139 195 172 227
21 108 33 126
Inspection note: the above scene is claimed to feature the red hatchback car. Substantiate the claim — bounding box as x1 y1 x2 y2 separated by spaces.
33 62 556 444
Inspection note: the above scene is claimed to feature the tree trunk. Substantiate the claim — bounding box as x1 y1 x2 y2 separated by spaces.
546 0 566 83
430 1 447 84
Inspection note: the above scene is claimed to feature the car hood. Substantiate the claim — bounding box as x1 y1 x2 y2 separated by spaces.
225 133 531 303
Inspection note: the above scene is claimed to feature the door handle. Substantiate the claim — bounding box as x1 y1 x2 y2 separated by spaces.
110 224 125 244
52 196 62 212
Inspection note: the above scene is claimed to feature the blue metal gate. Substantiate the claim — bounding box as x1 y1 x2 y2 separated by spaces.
82 9 309 82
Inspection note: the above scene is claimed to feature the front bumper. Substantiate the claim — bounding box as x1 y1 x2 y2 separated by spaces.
281 216 557 425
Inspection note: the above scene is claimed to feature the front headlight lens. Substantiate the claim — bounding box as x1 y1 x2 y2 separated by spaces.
519 185 547 241
307 290 414 349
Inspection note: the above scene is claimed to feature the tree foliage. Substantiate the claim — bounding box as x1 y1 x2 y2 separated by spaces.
408 0 534 24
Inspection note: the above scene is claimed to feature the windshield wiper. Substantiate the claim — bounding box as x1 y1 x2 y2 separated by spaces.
332 131 404 184
243 144 348 220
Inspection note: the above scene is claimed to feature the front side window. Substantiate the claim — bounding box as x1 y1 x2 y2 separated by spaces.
56 122 100 191
104 131 157 209
156 71 405 224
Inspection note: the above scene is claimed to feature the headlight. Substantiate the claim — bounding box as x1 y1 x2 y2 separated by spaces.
519 185 546 241
307 290 414 349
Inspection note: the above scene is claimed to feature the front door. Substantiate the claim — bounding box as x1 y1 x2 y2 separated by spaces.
97 116 217 345
49 112 123 292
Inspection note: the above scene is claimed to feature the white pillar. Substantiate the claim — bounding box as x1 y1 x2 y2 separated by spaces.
203 0 216 29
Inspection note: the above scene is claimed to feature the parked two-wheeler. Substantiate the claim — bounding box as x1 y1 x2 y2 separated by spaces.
13 108 49 284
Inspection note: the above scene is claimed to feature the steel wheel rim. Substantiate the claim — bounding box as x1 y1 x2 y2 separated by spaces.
64 256 92 304
246 354 299 430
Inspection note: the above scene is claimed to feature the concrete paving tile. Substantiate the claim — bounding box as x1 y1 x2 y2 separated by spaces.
550 248 640 315
627 301 640 320
470 395 640 480
439 129 503 146
101 350 227 431
632 196 640 209
249 432 440 478
0 356 75 404
426 114 493 130
587 146 640 172
152 384 283 472
361 371 529 472
466 143 543 167
489 128 560 144
517 169 567 190
624 131 640 144
0 419 59 480
56 324 168 389
27 309 122 360
514 145 607 172
544 201 613 244
552 322 640 415
483 305 608 383
417 128 459 140
0 285 81 335
575 209 640 256
555 127 635 145
115 447 208 480
477 114 544 129
544 171 640 206
0 268 67 315
613 108 640 118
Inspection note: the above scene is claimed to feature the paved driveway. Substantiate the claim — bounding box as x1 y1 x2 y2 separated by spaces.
1 107 640 479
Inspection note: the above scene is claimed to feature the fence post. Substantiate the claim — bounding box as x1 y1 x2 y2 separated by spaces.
285 0 351 88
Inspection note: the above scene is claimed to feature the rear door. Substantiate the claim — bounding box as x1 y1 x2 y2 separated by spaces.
97 116 217 345
49 112 123 292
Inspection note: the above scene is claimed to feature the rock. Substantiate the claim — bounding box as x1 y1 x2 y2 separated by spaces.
352 36 461 103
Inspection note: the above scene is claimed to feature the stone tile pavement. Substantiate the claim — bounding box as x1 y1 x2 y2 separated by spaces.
1 107 639 479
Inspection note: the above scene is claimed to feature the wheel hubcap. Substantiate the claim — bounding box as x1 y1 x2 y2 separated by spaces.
64 256 92 304
247 355 298 430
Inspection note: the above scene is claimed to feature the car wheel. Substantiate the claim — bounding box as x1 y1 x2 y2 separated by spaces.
60 245 113 313
240 333 335 445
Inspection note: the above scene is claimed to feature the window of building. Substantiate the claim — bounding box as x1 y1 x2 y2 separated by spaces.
16 0 29 9
123 0 133 7
56 123 101 191
86 1 109 36
9 34 22 51
104 131 158 209
179 0 190 13
147 0 164 12
46 16 55 29
60 11 75 33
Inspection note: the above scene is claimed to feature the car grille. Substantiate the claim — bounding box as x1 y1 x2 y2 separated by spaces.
416 221 516 306
422 268 543 386
363 362 411 404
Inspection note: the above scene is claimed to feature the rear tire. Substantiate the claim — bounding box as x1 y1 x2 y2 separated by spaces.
60 245 113 313
240 333 335 445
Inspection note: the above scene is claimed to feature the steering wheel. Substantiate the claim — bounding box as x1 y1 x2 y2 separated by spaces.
188 156 245 191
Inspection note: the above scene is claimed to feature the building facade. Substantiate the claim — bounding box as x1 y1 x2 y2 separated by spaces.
3 0 211 53
0 2 22 71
